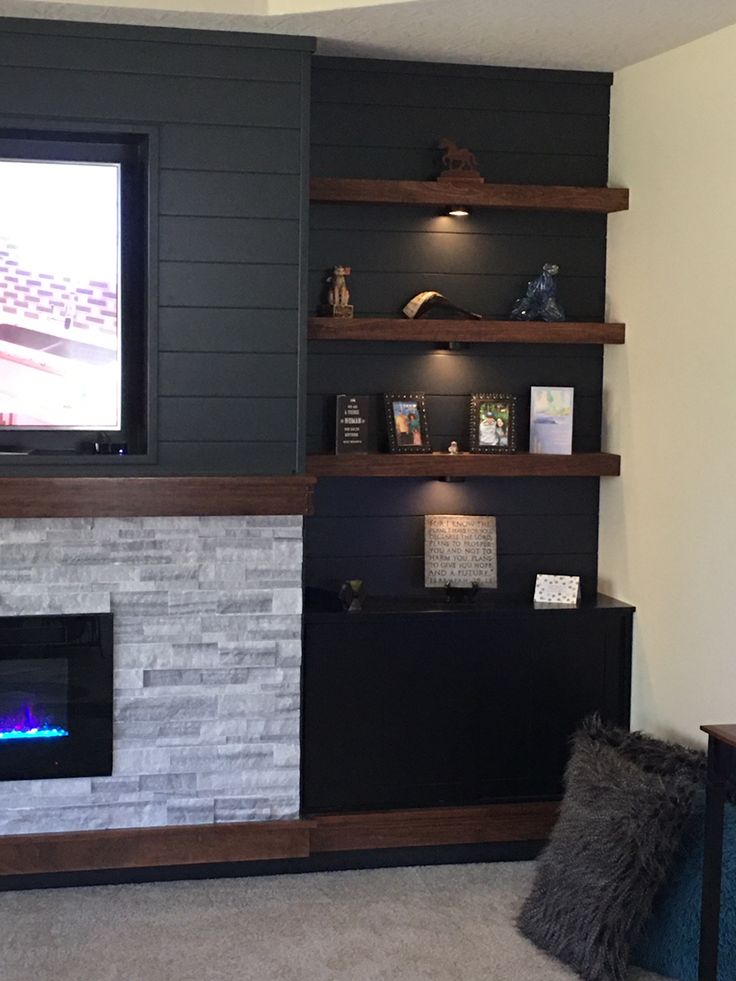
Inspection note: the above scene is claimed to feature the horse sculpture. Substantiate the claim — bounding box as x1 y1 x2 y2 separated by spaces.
438 138 479 175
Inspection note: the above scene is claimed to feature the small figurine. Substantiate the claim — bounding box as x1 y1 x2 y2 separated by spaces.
323 265 354 318
339 579 364 612
448 441 459 455
437 139 483 183
510 263 565 322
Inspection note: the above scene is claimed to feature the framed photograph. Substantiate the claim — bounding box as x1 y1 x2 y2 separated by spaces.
469 394 517 453
384 393 431 453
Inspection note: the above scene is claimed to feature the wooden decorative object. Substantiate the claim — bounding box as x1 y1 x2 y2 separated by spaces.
323 265 354 318
437 138 484 183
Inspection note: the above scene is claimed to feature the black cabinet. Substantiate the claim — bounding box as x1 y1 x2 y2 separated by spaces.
302 595 633 814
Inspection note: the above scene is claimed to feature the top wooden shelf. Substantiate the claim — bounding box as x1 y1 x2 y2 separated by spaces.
309 318 625 345
310 179 629 214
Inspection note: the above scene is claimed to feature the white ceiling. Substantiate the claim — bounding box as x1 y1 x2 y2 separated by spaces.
3 0 736 71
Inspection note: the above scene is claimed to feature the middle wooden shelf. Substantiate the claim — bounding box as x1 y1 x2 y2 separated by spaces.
306 452 621 478
308 318 625 345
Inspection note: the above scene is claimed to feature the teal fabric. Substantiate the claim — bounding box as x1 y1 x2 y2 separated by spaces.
632 799 736 981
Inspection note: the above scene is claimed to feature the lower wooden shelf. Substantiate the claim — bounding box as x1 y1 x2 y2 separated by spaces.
306 452 620 478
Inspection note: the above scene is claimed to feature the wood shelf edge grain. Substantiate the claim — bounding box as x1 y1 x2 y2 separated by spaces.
310 178 629 214
0 475 316 518
0 803 559 875
306 452 621 478
701 724 736 749
0 820 316 876
309 319 625 344
309 802 560 853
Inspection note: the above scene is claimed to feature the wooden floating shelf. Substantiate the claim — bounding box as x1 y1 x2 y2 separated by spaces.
310 178 629 214
309 318 625 345
0 475 316 518
306 452 621 479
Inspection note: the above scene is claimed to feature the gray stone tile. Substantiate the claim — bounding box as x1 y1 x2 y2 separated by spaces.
166 797 215 825
272 588 302 614
140 773 197 794
115 695 218 723
143 667 283 688
112 591 169 616
91 776 141 795
198 769 299 794
216 592 274 615
114 747 171 776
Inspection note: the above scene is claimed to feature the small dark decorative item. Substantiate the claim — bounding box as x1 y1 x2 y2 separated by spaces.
436 139 484 183
384 393 431 453
402 291 481 320
444 582 479 604
338 579 365 612
469 394 517 453
322 265 354 318
510 263 566 322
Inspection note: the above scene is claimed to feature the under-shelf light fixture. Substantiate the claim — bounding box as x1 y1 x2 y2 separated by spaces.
447 206 470 217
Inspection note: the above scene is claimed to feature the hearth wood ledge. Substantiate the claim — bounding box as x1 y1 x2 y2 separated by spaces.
0 476 316 518
0 803 559 876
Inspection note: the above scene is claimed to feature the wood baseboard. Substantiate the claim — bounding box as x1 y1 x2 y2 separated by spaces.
0 802 559 877
309 802 559 854
0 820 315 876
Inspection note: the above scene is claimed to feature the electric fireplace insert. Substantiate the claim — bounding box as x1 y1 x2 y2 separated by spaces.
0 613 112 781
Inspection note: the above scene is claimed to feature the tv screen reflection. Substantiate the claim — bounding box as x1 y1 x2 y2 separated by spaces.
0 158 121 431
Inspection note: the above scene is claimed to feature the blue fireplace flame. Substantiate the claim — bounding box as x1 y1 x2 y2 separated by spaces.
0 703 69 742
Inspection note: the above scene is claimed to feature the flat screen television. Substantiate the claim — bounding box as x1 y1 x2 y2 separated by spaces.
0 131 149 455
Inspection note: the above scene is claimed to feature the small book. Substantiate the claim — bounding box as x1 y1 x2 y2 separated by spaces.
336 395 370 454
530 386 574 454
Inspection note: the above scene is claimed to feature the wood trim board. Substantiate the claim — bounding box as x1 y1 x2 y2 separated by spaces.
0 476 316 517
0 803 559 876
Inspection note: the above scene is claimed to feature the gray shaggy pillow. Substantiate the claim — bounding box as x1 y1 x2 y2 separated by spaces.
517 717 705 981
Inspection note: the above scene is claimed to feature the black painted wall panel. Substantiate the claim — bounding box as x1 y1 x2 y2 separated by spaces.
306 55 612 598
159 125 301 173
0 17 313 475
159 309 298 353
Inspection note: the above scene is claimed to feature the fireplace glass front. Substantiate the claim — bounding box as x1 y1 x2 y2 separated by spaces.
0 613 112 781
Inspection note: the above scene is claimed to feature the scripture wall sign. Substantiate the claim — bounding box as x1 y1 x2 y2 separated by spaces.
424 515 498 588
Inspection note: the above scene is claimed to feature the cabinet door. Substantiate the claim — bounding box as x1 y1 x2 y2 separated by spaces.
302 613 530 813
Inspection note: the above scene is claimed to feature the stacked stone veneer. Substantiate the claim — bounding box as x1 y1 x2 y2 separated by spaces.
0 516 302 835
0 239 117 340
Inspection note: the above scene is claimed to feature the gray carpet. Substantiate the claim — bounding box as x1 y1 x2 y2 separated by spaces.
1 862 672 980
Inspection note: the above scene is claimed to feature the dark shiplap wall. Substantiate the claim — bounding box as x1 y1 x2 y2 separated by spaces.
0 18 313 475
306 56 613 599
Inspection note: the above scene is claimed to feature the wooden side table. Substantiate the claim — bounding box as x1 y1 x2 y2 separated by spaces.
698 724 736 981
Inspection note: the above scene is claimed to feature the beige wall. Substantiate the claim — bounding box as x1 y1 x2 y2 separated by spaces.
601 23 736 745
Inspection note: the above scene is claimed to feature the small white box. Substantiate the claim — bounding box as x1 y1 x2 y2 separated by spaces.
534 574 580 607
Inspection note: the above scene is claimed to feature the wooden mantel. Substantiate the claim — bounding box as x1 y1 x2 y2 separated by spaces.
0 476 316 518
